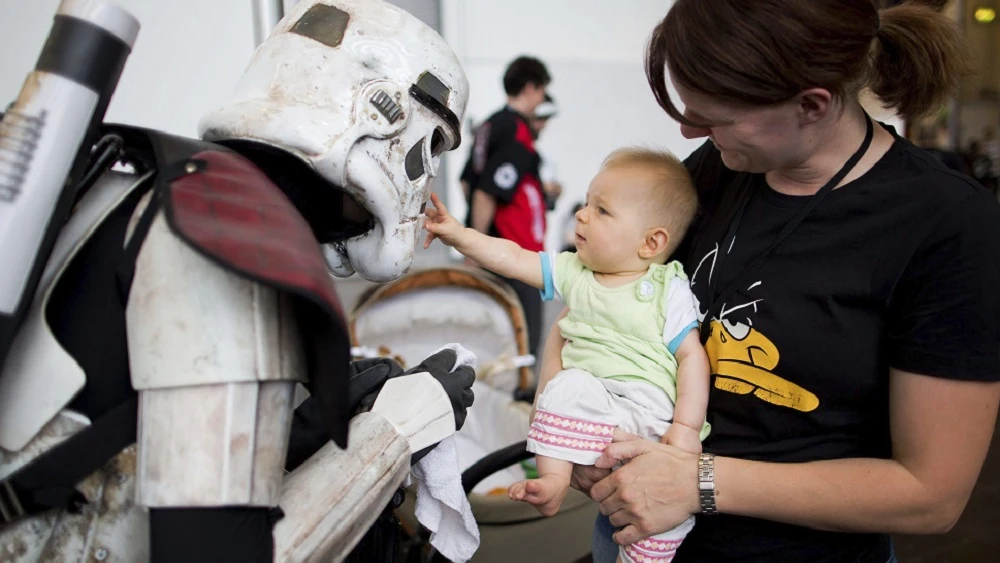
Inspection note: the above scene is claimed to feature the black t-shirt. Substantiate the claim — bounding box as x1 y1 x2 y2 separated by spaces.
673 136 1000 562
461 107 546 251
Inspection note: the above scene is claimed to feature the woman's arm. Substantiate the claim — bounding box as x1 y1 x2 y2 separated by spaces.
592 368 1000 545
718 369 998 533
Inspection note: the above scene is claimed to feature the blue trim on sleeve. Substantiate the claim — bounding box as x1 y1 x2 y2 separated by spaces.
666 321 699 355
539 252 555 301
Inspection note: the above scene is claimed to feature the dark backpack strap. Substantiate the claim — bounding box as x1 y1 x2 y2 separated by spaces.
1 396 137 528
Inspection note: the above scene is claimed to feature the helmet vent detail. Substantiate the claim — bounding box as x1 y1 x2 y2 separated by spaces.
370 90 403 124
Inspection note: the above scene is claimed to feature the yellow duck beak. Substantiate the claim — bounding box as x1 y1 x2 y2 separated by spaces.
705 320 819 412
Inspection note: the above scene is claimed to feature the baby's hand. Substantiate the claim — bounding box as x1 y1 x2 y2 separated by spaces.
662 423 702 455
422 192 465 249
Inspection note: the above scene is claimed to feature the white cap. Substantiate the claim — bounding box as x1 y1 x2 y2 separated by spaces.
534 94 557 120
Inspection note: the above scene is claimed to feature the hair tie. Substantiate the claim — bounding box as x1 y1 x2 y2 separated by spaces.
874 11 881 34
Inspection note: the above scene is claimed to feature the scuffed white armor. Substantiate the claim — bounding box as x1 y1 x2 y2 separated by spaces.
127 215 307 391
135 381 296 508
2 445 148 563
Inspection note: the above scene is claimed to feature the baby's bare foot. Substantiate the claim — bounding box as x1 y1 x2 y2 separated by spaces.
508 474 570 517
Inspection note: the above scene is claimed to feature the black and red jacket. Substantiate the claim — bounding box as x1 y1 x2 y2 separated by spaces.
460 107 546 252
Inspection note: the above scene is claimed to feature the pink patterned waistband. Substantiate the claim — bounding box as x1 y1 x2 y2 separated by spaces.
528 410 615 453
623 537 683 563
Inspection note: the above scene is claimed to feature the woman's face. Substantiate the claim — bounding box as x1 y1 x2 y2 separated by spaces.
672 77 808 174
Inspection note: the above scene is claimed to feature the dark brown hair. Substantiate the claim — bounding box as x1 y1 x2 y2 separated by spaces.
645 0 971 125
503 56 551 96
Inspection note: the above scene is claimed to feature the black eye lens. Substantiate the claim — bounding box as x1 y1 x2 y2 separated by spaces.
405 139 425 180
430 128 446 156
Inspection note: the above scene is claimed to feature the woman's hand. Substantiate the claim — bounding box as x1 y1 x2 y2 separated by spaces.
569 464 611 495
590 436 701 545
571 429 640 494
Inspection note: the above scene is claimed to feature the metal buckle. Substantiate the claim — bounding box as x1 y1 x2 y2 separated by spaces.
0 480 26 523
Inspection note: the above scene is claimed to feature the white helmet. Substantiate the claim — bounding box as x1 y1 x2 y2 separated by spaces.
199 0 469 282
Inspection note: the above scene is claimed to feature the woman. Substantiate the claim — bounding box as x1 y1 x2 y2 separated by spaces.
536 1 1000 561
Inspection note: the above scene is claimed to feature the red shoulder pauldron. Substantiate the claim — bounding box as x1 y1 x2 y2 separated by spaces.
163 149 345 321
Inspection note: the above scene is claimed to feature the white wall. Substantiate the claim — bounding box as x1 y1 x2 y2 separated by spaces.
440 0 699 254
0 0 255 138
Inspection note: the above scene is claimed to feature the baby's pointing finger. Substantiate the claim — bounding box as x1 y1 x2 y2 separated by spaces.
429 192 450 217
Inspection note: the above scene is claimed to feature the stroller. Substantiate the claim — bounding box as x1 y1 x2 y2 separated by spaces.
350 266 598 563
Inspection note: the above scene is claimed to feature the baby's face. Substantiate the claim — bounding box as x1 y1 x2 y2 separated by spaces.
574 166 660 274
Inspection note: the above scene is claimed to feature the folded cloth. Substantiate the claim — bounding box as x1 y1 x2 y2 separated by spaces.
411 344 480 563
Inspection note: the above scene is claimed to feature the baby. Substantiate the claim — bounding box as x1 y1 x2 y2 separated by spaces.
424 147 709 563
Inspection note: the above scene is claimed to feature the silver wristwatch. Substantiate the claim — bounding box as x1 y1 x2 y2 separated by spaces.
698 453 718 515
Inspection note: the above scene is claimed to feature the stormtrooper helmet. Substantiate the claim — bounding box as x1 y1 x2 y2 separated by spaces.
199 0 469 282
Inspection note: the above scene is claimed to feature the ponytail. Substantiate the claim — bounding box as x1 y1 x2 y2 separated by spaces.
868 2 972 120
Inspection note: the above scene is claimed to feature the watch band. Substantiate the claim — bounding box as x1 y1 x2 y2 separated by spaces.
698 453 718 515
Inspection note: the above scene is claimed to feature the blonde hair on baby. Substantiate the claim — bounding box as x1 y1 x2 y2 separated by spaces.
601 147 698 254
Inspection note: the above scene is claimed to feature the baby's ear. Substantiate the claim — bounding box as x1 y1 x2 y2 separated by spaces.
639 227 670 260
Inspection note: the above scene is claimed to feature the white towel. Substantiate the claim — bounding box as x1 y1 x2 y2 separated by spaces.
411 344 481 563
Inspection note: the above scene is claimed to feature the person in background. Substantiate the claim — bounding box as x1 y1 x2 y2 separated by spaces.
459 55 551 358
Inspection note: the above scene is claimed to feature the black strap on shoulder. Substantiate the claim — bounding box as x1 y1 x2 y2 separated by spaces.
1 396 137 528
116 182 162 300
700 115 875 343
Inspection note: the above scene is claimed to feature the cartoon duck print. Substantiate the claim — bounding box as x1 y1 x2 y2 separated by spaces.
692 245 819 412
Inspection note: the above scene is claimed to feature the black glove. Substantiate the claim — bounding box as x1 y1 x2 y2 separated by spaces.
300 352 474 466
405 349 476 464
349 357 405 415
287 357 405 471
